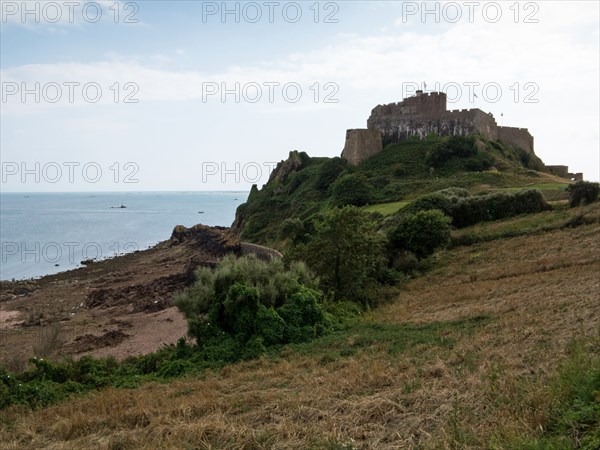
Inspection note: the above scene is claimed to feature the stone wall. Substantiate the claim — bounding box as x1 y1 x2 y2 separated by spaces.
341 128 382 166
240 242 283 261
497 126 534 153
368 107 498 147
547 165 583 181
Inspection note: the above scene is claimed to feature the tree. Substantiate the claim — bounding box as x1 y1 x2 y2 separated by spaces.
389 210 452 259
297 206 385 300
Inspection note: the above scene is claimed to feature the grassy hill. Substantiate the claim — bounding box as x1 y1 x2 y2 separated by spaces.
234 135 567 246
2 204 598 449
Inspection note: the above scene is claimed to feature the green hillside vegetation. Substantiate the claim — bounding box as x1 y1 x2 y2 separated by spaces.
235 134 565 247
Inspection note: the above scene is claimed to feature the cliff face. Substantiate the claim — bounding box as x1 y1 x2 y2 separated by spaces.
231 151 309 238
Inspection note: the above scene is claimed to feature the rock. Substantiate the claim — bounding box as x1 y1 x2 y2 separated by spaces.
268 150 306 183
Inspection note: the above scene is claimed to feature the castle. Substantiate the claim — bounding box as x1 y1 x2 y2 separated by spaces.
341 91 535 166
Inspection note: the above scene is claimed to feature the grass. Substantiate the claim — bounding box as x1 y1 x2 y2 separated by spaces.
495 182 569 191
450 201 600 246
491 336 600 449
363 201 409 216
492 182 570 202
1 216 598 448
282 314 491 361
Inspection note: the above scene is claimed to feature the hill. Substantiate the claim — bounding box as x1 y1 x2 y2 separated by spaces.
233 135 566 246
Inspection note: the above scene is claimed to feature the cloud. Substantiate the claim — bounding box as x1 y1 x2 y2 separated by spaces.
0 0 145 31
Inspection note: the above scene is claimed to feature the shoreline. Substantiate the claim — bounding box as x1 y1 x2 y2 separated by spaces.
0 224 239 368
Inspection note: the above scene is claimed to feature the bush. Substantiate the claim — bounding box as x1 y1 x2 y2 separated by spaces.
426 136 478 167
425 136 496 172
176 255 327 350
314 157 350 192
567 181 600 207
389 210 452 259
279 217 305 242
397 188 552 229
331 173 373 207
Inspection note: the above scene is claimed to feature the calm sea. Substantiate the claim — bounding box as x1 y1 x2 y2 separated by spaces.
0 191 248 281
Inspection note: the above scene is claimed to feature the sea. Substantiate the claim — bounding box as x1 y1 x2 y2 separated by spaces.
0 191 248 281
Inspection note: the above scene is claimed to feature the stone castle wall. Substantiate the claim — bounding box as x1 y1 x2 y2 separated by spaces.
497 126 534 154
341 128 382 166
546 165 583 181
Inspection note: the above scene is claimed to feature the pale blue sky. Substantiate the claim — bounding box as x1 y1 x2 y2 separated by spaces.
1 1 598 191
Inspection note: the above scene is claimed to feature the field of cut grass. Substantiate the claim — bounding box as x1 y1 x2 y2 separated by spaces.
1 211 598 449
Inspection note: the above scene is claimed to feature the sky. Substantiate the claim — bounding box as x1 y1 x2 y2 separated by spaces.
1 0 598 192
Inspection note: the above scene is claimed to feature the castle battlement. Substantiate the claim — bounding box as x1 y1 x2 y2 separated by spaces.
448 108 478 113
498 126 529 132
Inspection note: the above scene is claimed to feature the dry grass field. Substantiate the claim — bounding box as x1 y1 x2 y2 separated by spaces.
1 215 599 449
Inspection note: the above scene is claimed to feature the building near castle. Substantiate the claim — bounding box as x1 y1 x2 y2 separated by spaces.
342 90 533 166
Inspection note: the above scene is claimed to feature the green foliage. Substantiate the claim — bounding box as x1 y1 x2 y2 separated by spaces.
237 135 553 246
426 135 478 167
176 255 328 350
397 188 552 229
315 157 351 192
279 217 305 242
290 206 386 303
255 305 287 346
221 284 260 340
331 173 373 207
424 135 494 172
567 181 600 207
389 210 452 259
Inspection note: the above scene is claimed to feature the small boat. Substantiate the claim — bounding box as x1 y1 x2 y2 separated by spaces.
111 204 127 209
198 211 204 214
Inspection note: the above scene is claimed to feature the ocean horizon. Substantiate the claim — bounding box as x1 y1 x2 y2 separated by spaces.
0 191 248 281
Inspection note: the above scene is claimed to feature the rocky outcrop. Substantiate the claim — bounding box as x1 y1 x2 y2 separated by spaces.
170 224 239 254
268 150 306 183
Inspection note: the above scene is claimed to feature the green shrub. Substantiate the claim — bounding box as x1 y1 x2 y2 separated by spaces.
567 181 600 207
331 173 373 207
397 188 552 229
255 305 287 346
279 217 305 242
426 136 478 167
389 210 452 259
314 157 350 192
176 255 327 350
221 284 260 340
